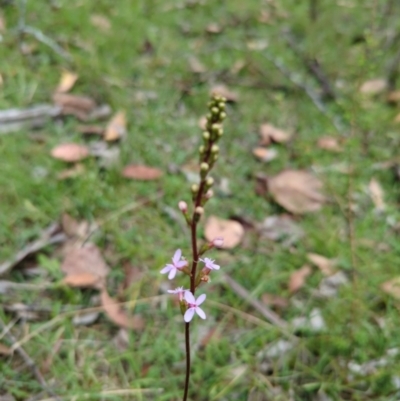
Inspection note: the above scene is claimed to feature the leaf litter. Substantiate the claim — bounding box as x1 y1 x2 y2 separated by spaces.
51 143 90 162
204 216 244 249
122 164 163 180
259 123 291 145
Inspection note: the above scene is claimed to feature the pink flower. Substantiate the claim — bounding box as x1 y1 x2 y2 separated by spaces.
168 287 187 301
200 257 220 271
211 237 224 248
184 291 206 322
160 249 188 279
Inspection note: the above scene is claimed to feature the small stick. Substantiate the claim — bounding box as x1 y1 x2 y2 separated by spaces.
261 51 347 135
0 317 59 399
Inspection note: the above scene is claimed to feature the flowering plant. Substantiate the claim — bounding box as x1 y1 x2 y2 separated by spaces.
160 94 227 401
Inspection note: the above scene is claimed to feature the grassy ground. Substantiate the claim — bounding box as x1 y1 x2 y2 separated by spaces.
1 0 400 400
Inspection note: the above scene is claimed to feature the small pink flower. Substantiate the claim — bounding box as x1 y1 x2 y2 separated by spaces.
211 237 224 248
168 287 187 301
184 291 206 322
178 201 188 213
200 257 220 271
160 249 188 279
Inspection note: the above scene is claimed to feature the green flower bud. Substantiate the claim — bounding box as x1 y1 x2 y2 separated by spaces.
211 107 219 115
211 144 219 154
202 131 210 141
218 102 225 110
191 184 199 194
219 112 226 120
199 145 205 154
206 177 214 188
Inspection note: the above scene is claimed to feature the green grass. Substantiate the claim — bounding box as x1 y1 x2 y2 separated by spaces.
1 0 400 400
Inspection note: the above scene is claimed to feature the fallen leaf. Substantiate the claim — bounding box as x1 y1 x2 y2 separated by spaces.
73 311 100 326
57 163 85 179
307 253 336 276
289 265 312 293
53 93 96 120
206 23 222 34
0 13 6 33
77 124 104 136
257 215 304 246
382 277 400 300
259 124 291 145
51 143 89 163
387 90 400 103
204 216 244 249
0 343 11 355
61 243 109 289
101 288 145 330
90 14 111 31
122 164 163 180
359 78 387 95
368 178 385 211
252 147 278 162
210 84 238 102
198 116 207 130
56 71 78 93
267 170 325 214
104 111 126 141
317 136 342 152
188 56 206 74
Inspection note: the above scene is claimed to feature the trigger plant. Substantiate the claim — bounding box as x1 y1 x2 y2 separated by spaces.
160 94 227 401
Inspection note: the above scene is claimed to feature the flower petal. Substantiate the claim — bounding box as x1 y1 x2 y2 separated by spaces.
176 260 188 268
160 265 172 274
168 268 177 280
173 249 182 264
212 263 220 270
184 308 195 322
196 293 206 305
195 307 206 320
184 291 195 304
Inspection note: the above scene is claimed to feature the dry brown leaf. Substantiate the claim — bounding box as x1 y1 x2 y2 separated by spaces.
359 78 387 95
210 84 238 102
259 124 291 145
61 244 109 289
368 178 385 211
57 163 85 180
51 143 89 163
0 342 11 355
307 253 336 276
381 277 400 300
77 124 104 136
317 136 342 152
206 23 222 34
204 216 244 249
0 13 6 33
252 147 278 162
122 164 163 180
268 170 325 214
387 90 400 103
198 116 207 130
188 57 206 74
289 265 312 293
394 113 400 123
104 111 126 141
56 71 78 93
63 273 101 288
53 93 96 112
90 14 111 31
261 293 289 308
101 289 145 330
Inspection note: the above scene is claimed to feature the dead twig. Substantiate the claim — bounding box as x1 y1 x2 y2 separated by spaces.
0 316 60 399
0 223 66 276
221 274 287 329
261 50 347 135
284 31 336 100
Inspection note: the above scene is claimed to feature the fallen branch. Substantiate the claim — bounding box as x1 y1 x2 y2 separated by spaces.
0 223 66 276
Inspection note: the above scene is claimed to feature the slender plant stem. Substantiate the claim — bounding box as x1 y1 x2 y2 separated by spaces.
183 322 191 401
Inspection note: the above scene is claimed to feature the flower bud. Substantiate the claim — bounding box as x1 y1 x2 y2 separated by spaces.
218 102 225 110
219 112 226 120
195 206 204 215
200 162 209 179
191 184 199 194
211 144 219 154
199 145 205 154
205 189 214 199
211 107 219 115
217 128 223 138
178 201 188 213
202 131 210 141
205 177 214 188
